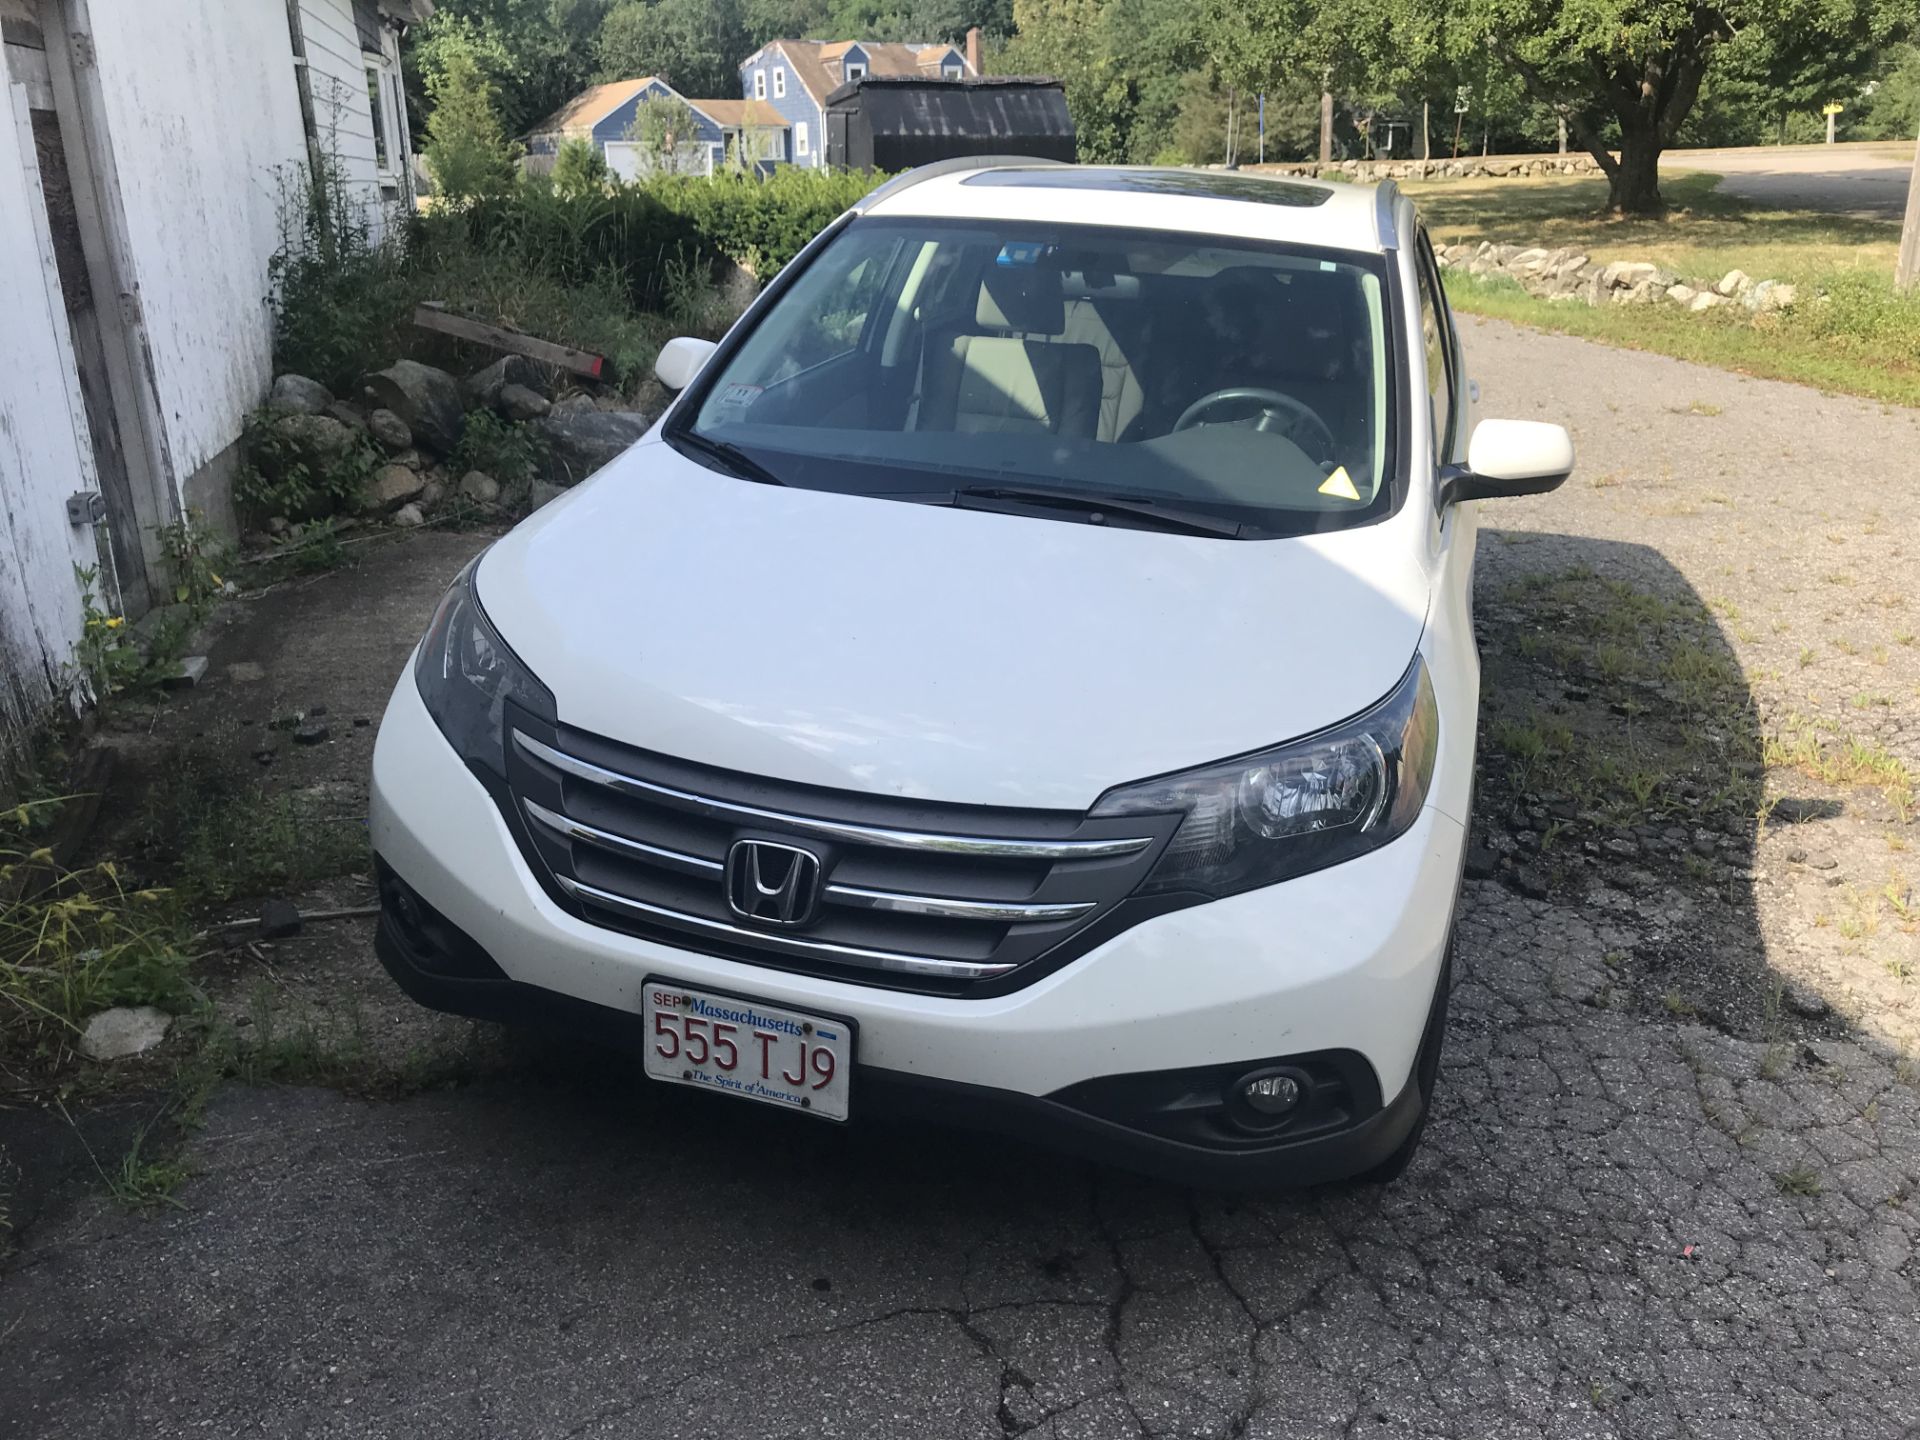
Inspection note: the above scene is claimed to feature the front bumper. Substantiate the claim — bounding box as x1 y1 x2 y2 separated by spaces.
370 671 1466 1184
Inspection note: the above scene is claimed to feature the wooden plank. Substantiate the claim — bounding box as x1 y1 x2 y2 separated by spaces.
412 302 606 378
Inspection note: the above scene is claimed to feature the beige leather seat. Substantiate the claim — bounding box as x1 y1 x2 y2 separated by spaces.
1059 295 1144 443
918 267 1102 439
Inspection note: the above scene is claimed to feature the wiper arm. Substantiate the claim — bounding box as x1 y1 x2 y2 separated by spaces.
952 484 1243 538
670 430 786 486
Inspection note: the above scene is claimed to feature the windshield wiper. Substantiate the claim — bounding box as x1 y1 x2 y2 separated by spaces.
950 484 1244 538
671 430 786 486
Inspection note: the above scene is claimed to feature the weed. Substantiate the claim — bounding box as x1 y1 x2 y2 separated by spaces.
3 802 196 1065
1775 1162 1823 1197
70 566 145 699
1663 990 1696 1017
1764 723 1915 815
451 409 546 487
139 753 368 906
154 511 229 609
102 1125 190 1211
1798 646 1815 668
236 405 380 519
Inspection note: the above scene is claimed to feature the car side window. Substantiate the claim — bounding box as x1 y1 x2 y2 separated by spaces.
1414 230 1457 462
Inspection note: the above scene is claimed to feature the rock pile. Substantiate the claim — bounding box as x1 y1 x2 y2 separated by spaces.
251 353 664 539
1254 154 1604 183
1435 242 1799 316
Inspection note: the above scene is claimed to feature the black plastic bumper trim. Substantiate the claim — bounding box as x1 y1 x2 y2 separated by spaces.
374 864 1426 1189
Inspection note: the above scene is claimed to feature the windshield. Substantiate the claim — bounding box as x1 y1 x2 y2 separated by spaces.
676 217 1398 538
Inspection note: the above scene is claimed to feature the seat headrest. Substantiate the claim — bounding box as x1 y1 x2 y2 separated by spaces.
1205 269 1356 384
977 264 1064 334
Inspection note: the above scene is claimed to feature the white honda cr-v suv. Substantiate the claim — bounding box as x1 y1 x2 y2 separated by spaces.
370 161 1572 1187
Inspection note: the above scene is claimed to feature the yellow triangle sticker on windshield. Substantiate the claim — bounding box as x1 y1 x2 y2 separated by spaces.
1318 466 1360 501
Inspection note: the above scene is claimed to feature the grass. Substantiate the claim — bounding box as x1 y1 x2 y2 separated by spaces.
1418 171 1920 407
1445 271 1920 408
100 1123 190 1211
3 793 199 1073
1775 1162 1824 1197
1408 171 1899 285
1763 720 1916 818
138 751 370 906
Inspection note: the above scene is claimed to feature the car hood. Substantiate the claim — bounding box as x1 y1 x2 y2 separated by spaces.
478 439 1432 810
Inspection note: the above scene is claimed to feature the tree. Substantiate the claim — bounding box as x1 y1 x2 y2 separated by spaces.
597 0 752 96
993 0 1205 164
626 93 702 173
424 40 520 201
551 136 612 195
1198 0 1916 215
407 1 613 139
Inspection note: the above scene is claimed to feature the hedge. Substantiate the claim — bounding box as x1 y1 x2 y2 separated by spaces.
422 166 891 313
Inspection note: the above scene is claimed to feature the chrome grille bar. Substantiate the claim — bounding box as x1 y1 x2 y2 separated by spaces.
514 731 1151 860
823 883 1093 923
522 798 721 877
554 876 1019 980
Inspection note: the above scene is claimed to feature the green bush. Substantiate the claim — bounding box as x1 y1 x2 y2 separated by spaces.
268 156 417 393
1785 272 1920 372
646 167 886 276
271 162 888 400
452 409 546 485
406 239 676 386
235 407 380 519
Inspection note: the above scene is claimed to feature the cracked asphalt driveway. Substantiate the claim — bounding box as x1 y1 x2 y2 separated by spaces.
5 321 1920 1438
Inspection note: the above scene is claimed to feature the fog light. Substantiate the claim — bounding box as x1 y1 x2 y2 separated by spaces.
1241 1072 1302 1116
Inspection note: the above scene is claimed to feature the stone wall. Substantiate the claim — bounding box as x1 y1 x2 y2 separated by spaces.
1251 154 1604 183
1435 241 1799 316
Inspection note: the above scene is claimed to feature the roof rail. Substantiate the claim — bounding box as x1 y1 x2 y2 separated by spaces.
854 155 1064 213
1374 178 1401 250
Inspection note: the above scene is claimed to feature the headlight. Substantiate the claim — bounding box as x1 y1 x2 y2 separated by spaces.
414 559 555 778
1090 658 1439 899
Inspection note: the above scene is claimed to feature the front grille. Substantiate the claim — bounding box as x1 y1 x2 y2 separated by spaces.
502 713 1178 994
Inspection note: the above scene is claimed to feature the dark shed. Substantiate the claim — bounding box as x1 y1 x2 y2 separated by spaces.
822 75 1076 171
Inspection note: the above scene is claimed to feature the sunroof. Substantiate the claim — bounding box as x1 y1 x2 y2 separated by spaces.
961 167 1335 207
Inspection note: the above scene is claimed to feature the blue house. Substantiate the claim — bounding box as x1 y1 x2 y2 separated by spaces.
526 77 788 177
738 39 976 169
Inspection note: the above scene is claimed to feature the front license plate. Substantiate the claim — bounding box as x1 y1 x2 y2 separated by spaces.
642 981 852 1122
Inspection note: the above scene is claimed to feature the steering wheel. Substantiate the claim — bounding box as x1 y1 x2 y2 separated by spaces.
1172 387 1338 461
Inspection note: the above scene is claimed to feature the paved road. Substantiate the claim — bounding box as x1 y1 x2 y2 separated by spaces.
1663 142 1914 219
5 324 1920 1439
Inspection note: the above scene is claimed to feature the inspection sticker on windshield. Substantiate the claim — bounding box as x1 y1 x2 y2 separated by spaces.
996 241 1046 266
643 981 852 1122
716 383 763 409
1318 466 1361 500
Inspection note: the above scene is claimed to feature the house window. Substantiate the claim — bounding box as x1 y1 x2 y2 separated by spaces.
795 121 809 157
754 70 766 100
773 68 786 98
943 63 962 79
845 62 866 81
365 65 389 170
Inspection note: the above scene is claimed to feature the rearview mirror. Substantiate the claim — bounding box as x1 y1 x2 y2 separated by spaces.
654 336 718 393
1439 419 1575 507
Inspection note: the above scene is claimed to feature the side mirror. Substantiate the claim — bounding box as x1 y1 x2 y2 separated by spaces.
1439 419 1575 507
654 336 718 392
